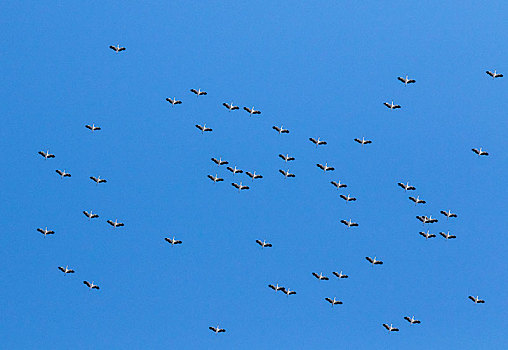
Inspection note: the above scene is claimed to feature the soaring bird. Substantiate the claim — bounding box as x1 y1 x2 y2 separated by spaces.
312 272 329 281
404 316 421 325
256 239 272 248
354 137 372 145
439 231 456 240
340 194 356 202
398 75 416 85
472 147 489 156
90 176 107 184
279 169 295 178
37 227 54 236
416 215 438 224
55 169 71 178
166 97 182 105
281 288 296 296
38 150 55 159
409 196 426 204
190 88 207 96
486 70 503 79
279 154 295 162
58 266 75 275
333 271 349 279
232 182 249 191
207 174 224 183
227 166 243 175
331 180 347 189
419 231 436 239
309 137 327 146
382 324 399 332
340 219 358 228
365 256 383 265
209 325 226 334
325 297 343 306
165 237 182 245
468 296 485 304
246 171 263 180
440 210 457 218
268 283 284 292
85 124 101 131
316 163 335 172
83 281 100 289
109 44 125 52
83 210 99 220
107 219 124 228
398 182 415 191
272 125 289 134
211 157 229 166
195 124 212 132
223 102 239 111
383 101 401 109
243 106 261 115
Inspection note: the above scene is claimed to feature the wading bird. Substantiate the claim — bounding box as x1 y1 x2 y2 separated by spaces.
340 194 356 202
38 150 55 159
209 325 226 333
382 324 399 332
190 88 207 96
165 237 182 245
107 219 124 228
232 182 249 191
166 97 182 105
317 163 335 172
281 288 296 296
83 281 100 290
207 174 224 183
398 182 416 191
383 101 401 109
404 316 421 324
223 102 239 111
312 272 329 281
211 157 228 166
409 196 426 204
83 210 99 220
333 271 349 279
243 106 261 115
268 284 284 292
227 166 243 175
416 215 438 224
354 137 372 145
340 219 358 228
272 125 289 134
366 256 383 266
331 180 347 189
109 44 125 52
256 239 272 248
37 227 55 236
472 147 489 156
398 75 416 85
468 296 485 304
279 169 295 178
85 124 101 131
58 266 75 275
56 170 71 178
440 210 457 218
195 124 212 133
325 297 343 306
246 171 263 180
90 176 107 184
309 137 327 146
486 70 503 79
279 154 295 162
419 231 436 239
439 231 456 240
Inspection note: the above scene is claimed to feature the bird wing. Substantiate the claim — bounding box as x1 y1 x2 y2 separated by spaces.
366 257 373 263
327 167 335 171
409 197 416 202
246 172 253 177
100 179 107 183
190 89 198 94
232 183 240 189
207 175 214 181
265 243 272 247
242 185 249 190
109 46 116 50
117 223 124 227
209 327 215 331
222 103 229 108
325 298 332 303
83 281 91 287
272 126 280 131
256 240 262 245
243 107 251 112
309 138 317 143
382 324 390 330
85 125 92 130
279 170 285 175
486 71 494 77
404 317 410 322
414 320 421 323
312 273 318 278
90 176 97 182
340 195 346 200
317 164 325 170
268 284 275 290
56 170 63 175
354 138 361 143
374 261 383 264
392 328 399 332
107 220 114 226
397 77 405 83
383 103 390 108
408 79 416 83
58 267 65 272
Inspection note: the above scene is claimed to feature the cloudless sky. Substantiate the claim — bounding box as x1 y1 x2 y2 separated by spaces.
1 1 507 349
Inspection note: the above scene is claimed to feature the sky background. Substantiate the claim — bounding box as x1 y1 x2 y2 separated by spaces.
1 1 507 349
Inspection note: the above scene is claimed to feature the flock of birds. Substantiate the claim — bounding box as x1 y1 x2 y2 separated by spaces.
35 44 497 335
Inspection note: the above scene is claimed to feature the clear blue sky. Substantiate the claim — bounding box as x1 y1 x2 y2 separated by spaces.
1 1 506 349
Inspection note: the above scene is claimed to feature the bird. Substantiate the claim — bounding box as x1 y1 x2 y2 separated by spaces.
58 266 75 275
383 101 401 109
278 154 295 162
468 296 485 304
404 316 421 325
83 281 100 290
55 169 71 178
165 237 182 245
416 215 438 224
340 219 358 228
227 166 243 175
309 137 327 146
232 182 249 191
398 75 416 85
486 70 503 79
246 171 263 180
272 125 289 134
312 272 329 281
440 210 457 218
166 97 182 105
439 231 456 240
211 157 229 166
333 271 349 279
325 297 343 306
419 231 436 239
331 180 347 189
398 182 416 191
38 150 55 159
281 288 296 296
85 124 101 131
382 324 399 332
268 283 284 292
195 124 212 132
209 325 226 334
365 256 383 265
109 44 125 52
207 174 224 183
340 194 356 202
190 88 207 96
37 227 55 236
279 169 295 178
83 210 99 220
256 239 272 248
90 176 107 184
107 219 124 228
472 147 489 156
409 196 426 204
243 106 261 115
223 102 239 111
354 137 372 145
316 163 335 172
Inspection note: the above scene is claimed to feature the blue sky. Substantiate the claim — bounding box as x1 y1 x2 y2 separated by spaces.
1 1 507 349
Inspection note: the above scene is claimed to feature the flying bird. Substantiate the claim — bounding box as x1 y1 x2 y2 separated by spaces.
83 210 99 220
38 150 55 159
208 174 224 183
340 219 358 228
468 296 485 304
279 169 295 178
331 180 347 189
209 325 226 333
419 231 436 239
333 271 349 279
472 147 489 156
37 227 54 236
312 272 329 281
486 70 503 79
195 124 212 132
246 171 263 180
55 170 71 178
439 231 456 240
440 210 457 218
281 288 296 296
90 176 107 184
232 182 249 191
211 157 228 166
279 154 295 162
107 219 124 228
340 194 356 202
83 281 100 290
272 125 289 134
316 163 335 172
166 97 182 105
354 137 372 145
398 75 416 85
223 102 239 111
366 256 383 265
165 237 182 245
309 137 327 146
109 44 125 52
382 324 399 332
383 101 401 109
416 215 438 224
58 266 75 275
325 297 343 306
243 106 261 115
227 166 243 175
268 283 284 292
85 124 101 131
256 239 272 248
190 88 207 96
404 316 421 325
409 196 426 204
398 182 416 191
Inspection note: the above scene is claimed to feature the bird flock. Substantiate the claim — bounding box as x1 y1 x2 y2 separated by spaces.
36 45 498 336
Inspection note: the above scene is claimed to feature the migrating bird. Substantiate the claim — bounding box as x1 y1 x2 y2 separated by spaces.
227 166 243 175
83 281 100 290
325 297 343 306
268 283 284 292
222 102 239 111
440 210 457 218
333 271 349 279
486 70 503 79
232 182 249 191
309 137 327 146
354 137 372 145
316 163 335 172
246 171 263 180
331 180 347 189
312 272 329 281
382 324 399 332
281 288 296 296
83 210 99 220
416 215 438 224
165 237 182 245
209 325 226 334
90 176 107 184
107 219 124 228
439 231 456 240
109 44 126 52
340 219 358 228
472 147 489 156
419 231 436 240
468 296 485 304
340 194 356 202
243 106 261 116
272 125 289 134
55 169 71 178
256 239 272 248
85 124 101 131
207 174 224 183
38 150 55 159
398 75 416 86
211 157 228 166
190 88 207 96
383 101 401 110
398 182 416 191
279 154 295 162
404 316 421 325
279 169 295 178
37 227 55 236
365 256 383 266
58 266 75 275
195 124 212 133
166 97 182 105
409 196 426 204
